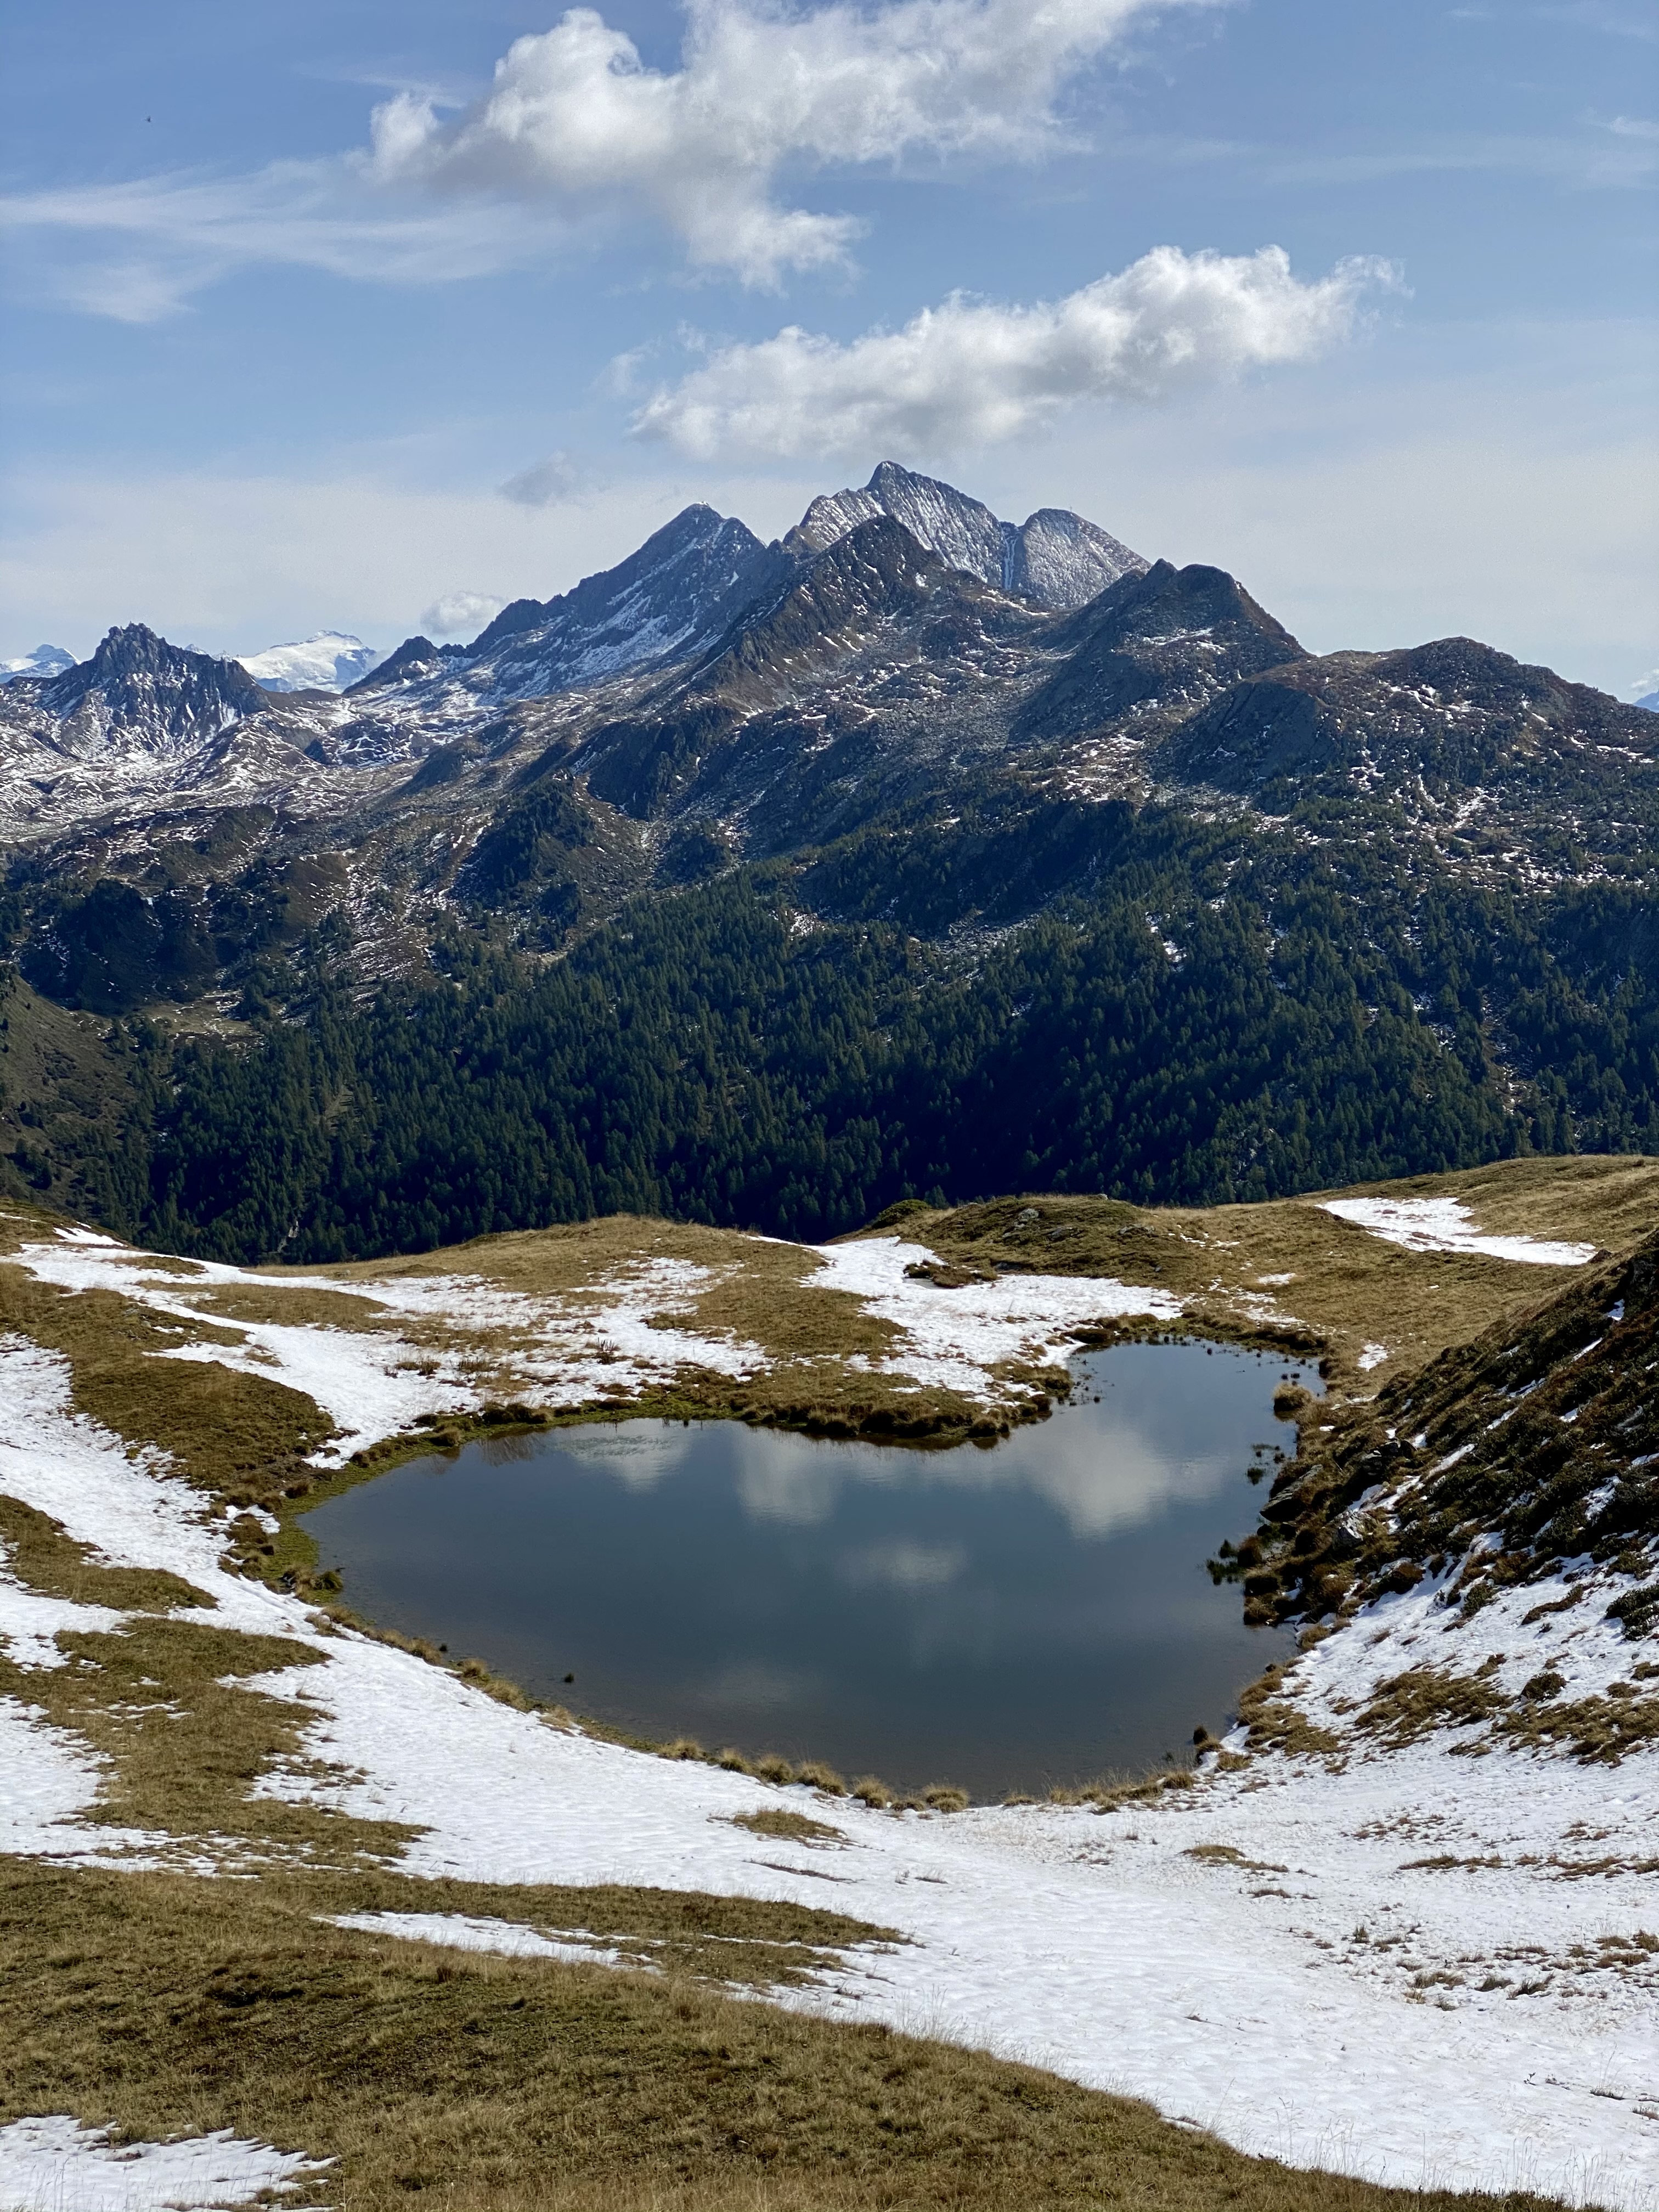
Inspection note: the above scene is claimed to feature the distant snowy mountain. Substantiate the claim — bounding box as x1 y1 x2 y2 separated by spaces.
786 462 1146 612
238 631 385 692
1635 690 1658 714
0 644 75 684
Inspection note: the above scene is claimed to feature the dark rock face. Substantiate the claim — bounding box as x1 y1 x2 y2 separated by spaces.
1015 561 1305 745
699 515 1015 698
345 636 460 693
1156 636 1659 802
40 625 266 755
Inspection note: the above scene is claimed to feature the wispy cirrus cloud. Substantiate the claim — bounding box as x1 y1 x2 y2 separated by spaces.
0 0 1222 317
631 246 1397 460
1262 121 1659 189
2 162 551 323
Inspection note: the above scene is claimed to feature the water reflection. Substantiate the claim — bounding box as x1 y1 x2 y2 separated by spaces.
302 1341 1315 1798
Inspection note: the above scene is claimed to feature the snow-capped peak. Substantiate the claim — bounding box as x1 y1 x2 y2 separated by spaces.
786 463 1147 613
238 631 386 693
0 644 75 685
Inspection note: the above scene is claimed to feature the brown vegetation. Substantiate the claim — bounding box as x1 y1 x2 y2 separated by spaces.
0 1859 1575 2212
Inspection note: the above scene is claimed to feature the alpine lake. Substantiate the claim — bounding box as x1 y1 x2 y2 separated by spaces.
301 1340 1319 1801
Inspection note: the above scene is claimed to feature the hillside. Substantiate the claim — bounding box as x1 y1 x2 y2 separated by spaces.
0 1161 1655 2206
2 465 1656 1264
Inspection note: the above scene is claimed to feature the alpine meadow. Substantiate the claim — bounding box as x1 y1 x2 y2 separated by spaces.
1 4 1656 2211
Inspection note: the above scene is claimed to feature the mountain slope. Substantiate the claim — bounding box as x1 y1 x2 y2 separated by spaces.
441 505 792 704
35 625 268 758
3 469 1658 1263
1259 1227 1659 1641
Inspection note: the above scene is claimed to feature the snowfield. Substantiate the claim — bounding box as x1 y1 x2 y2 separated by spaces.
2 1304 1657 2210
9 1229 1180 1452
1321 1198 1599 1268
805 1237 1182 1395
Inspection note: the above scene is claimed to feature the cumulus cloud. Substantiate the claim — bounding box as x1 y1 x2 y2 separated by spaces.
368 0 1222 284
1 0 1216 312
631 246 1397 458
420 589 506 637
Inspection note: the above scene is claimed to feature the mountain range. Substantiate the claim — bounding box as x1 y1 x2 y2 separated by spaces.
1 461 1655 1260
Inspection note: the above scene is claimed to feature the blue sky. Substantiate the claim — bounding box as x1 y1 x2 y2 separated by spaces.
1 0 1654 690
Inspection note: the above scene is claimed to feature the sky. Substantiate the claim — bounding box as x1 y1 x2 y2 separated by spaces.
1 0 1655 692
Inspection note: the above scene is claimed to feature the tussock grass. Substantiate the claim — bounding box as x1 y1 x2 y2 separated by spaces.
0 1859 1573 2212
0 1493 209 1614
730 1809 848 1846
0 1260 335 1494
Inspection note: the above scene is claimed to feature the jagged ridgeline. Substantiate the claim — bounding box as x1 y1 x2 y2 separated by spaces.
1 465 1656 1262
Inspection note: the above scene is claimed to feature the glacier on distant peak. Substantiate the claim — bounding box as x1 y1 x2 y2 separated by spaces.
786 462 1146 612
0 644 75 685
239 631 386 693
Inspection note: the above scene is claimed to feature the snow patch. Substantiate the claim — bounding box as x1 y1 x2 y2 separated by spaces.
1321 1198 1596 1267
806 1237 1181 1398
0 2117 325 2211
330 1910 630 1968
238 630 383 692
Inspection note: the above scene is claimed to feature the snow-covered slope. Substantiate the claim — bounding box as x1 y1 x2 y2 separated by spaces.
0 643 75 684
1 1215 1656 2207
418 505 792 706
238 631 383 692
788 462 1146 612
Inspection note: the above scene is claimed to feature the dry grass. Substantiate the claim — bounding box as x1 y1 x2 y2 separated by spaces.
910 1155 1659 1392
0 1613 408 1866
0 1859 1572 2212
174 1283 404 1332
0 1492 208 1614
1 1171 1651 2204
0 1259 335 1494
730 1809 849 1846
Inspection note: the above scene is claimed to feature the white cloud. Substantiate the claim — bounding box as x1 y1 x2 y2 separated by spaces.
631 246 1395 458
2 163 550 324
367 0 1222 285
0 0 1217 312
419 589 507 637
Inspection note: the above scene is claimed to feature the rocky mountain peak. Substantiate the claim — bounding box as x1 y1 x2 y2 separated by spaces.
1015 559 1305 745
454 503 792 704
785 461 1146 613
38 624 267 758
